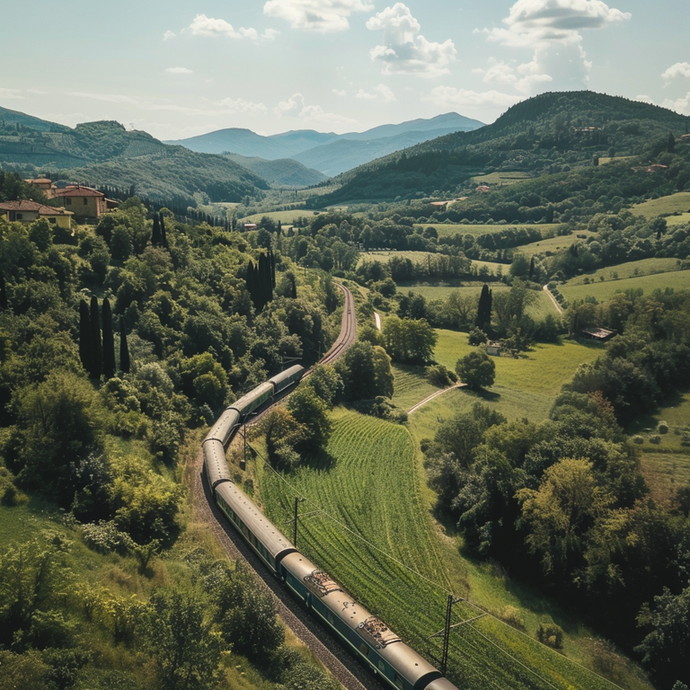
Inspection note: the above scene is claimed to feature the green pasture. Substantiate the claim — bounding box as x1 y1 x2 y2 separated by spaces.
597 156 635 165
400 285 558 320
517 231 596 258
359 250 435 266
414 223 561 239
664 213 690 226
391 364 440 411
257 409 646 690
470 172 532 186
241 209 315 225
560 269 690 302
564 257 683 286
631 191 690 219
639 451 690 503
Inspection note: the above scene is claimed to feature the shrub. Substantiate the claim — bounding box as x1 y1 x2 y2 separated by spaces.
536 622 564 649
649 434 661 445
501 606 525 629
658 421 669 434
632 435 644 444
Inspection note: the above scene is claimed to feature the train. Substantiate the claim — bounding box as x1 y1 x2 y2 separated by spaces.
202 365 459 690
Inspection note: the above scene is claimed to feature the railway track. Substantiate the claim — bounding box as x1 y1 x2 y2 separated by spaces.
189 282 378 690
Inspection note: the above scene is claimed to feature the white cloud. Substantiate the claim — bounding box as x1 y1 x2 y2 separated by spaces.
425 86 521 109
367 4 456 77
662 62 690 84
263 0 373 32
163 30 176 41
332 89 347 97
485 0 630 48
261 28 279 40
274 92 358 127
356 84 396 101
661 93 690 116
188 14 258 40
479 0 629 95
0 88 24 100
166 67 193 74
216 97 267 114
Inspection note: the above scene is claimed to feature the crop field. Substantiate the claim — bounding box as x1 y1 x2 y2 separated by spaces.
359 250 436 266
257 408 651 690
401 285 557 320
517 230 597 258
470 171 532 186
414 223 561 239
390 364 440 411
631 191 690 219
564 257 683 286
560 269 690 302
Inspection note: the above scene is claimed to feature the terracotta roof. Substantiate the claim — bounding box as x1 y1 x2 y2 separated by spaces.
0 200 73 215
54 186 104 198
26 178 53 184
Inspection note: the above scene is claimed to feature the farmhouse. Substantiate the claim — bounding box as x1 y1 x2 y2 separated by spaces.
484 341 503 356
581 327 617 343
52 185 117 220
0 199 73 229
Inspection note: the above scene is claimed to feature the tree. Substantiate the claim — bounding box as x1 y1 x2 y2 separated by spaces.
287 387 331 454
89 295 102 379
141 589 220 690
455 349 495 390
475 284 492 330
78 299 92 374
119 317 130 373
102 297 116 379
381 316 437 364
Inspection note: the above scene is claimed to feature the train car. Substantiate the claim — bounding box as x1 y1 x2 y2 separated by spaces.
230 381 275 419
203 408 241 447
203 439 232 490
279 551 449 690
214 480 297 574
268 365 304 395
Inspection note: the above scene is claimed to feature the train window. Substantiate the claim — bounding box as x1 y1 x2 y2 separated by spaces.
327 612 334 625
378 660 386 673
358 643 369 658
394 673 403 689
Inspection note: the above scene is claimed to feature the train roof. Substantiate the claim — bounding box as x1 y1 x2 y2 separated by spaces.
229 381 274 414
280 551 440 686
268 365 304 386
215 481 295 559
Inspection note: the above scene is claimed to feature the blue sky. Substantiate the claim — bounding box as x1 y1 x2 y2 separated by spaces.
1 0 689 140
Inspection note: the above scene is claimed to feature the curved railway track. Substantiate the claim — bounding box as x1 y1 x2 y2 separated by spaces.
190 283 378 690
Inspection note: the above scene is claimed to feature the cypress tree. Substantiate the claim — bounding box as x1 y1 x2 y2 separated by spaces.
102 297 116 379
159 212 168 247
246 260 256 308
0 270 7 310
152 216 163 247
475 284 492 330
269 248 276 290
89 295 102 379
119 317 130 374
79 299 93 373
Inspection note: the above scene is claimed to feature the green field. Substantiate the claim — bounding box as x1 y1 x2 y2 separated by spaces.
241 209 316 225
401 285 557 320
564 257 684 286
413 223 561 239
471 172 532 186
560 269 690 302
257 406 651 690
517 231 597 258
360 250 436 266
631 191 690 219
391 364 440 411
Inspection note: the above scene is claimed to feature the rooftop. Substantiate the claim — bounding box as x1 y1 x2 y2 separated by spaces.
0 200 73 215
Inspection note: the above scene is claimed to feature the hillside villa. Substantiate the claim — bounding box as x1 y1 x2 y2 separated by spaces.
0 199 73 229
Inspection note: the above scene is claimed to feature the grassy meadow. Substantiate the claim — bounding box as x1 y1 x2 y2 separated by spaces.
560 268 690 302
413 223 561 239
631 191 690 219
470 171 533 186
563 257 684 286
516 230 597 258
256 408 648 690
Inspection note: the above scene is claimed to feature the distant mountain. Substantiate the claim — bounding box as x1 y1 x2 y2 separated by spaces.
309 91 690 206
224 154 327 187
0 107 269 205
166 113 484 175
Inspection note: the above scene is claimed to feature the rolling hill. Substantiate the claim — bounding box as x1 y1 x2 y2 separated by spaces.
168 112 484 176
223 153 327 187
0 108 269 205
308 91 690 206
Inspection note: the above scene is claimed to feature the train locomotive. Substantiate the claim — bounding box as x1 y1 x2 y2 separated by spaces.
202 365 460 690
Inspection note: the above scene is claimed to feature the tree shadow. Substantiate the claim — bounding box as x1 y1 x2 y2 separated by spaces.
300 449 336 472
474 388 501 402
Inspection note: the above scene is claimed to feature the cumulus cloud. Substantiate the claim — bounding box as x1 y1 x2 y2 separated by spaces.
367 4 456 77
478 0 629 94
425 86 521 110
662 62 690 84
332 88 347 97
635 92 690 116
163 30 176 41
275 92 358 127
261 28 279 40
188 14 258 40
356 84 396 101
165 67 193 74
263 0 373 32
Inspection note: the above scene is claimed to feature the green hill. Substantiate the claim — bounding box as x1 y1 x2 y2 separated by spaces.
0 109 270 205
224 153 327 187
310 91 690 206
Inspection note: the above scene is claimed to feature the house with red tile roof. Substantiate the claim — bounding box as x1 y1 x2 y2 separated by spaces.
51 185 118 219
0 200 73 229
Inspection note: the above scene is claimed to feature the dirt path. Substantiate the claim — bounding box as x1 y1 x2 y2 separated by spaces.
543 284 563 314
408 383 465 414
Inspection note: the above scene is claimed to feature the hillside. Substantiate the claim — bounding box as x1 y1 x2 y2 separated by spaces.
310 91 690 206
168 112 484 176
224 153 327 187
0 109 270 205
